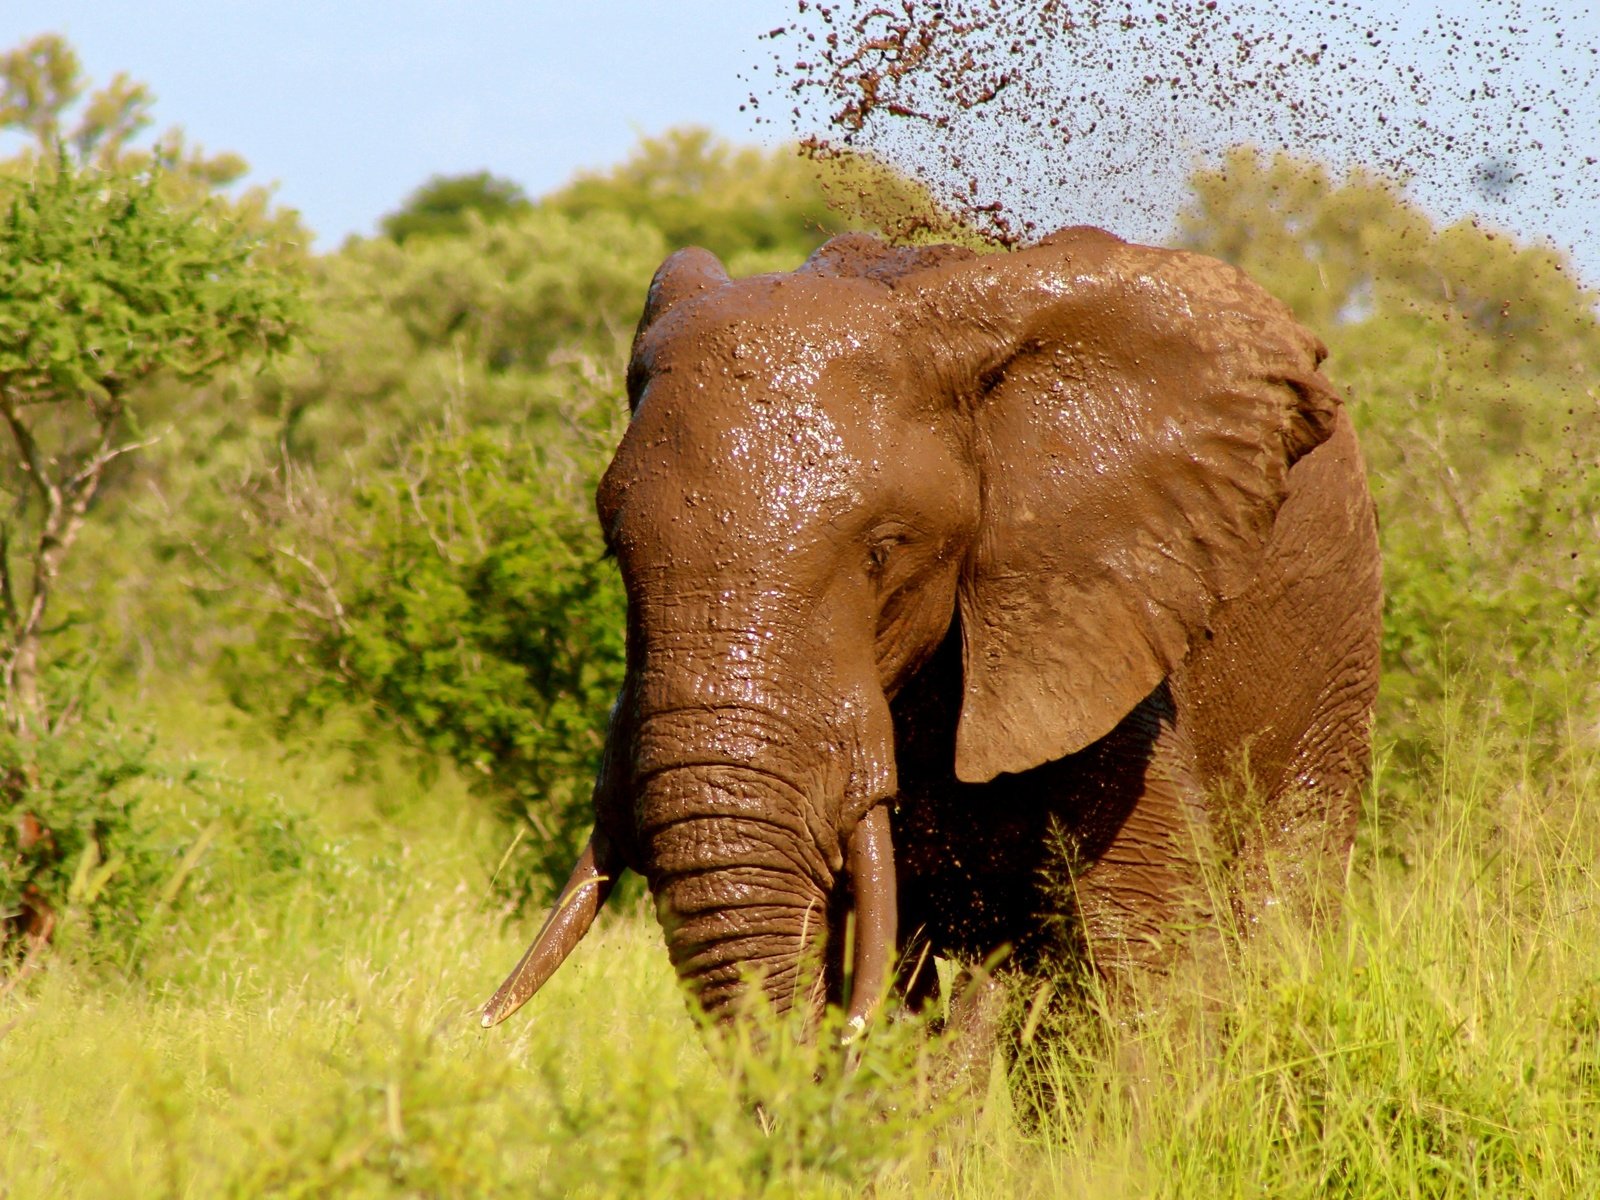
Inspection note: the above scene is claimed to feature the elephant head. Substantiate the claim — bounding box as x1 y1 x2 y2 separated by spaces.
481 226 1339 1032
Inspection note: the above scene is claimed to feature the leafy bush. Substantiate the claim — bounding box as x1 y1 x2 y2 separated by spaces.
0 705 324 970
243 413 626 901
1 718 162 953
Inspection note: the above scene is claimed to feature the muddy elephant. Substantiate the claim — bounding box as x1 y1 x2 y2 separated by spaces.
481 226 1381 1036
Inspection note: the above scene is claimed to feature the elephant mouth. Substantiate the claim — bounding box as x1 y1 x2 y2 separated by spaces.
479 798 901 1034
647 796 900 1029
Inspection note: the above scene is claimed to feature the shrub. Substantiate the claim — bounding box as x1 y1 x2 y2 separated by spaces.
0 718 162 954
244 415 626 902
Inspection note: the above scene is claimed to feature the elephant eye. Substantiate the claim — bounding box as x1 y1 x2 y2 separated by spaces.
868 525 911 576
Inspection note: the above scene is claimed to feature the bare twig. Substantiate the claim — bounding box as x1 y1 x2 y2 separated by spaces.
272 544 348 631
63 431 161 495
400 448 455 559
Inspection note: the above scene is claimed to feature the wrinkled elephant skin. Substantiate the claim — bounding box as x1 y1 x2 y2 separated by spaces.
482 226 1381 1033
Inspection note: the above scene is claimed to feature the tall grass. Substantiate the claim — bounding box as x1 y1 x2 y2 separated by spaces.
3 685 1596 1197
1018 698 1600 1197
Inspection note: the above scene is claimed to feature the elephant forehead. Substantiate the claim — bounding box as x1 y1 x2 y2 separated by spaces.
608 384 897 548
723 390 860 508
638 270 889 374
609 382 867 561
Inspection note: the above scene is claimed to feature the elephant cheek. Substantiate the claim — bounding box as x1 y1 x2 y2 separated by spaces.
875 561 963 695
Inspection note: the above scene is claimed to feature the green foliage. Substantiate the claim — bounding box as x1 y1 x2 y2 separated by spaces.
0 156 300 404
257 422 626 897
548 127 984 270
0 718 160 951
380 170 532 243
546 126 838 272
1179 148 1600 788
0 703 321 967
253 204 662 469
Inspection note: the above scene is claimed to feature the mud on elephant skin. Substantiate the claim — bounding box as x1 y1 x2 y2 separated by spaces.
480 225 1382 1037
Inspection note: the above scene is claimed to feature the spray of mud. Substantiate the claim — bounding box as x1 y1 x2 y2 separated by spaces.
746 1 1598 282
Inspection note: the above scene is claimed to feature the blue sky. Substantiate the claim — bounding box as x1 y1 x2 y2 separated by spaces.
2 2 1596 283
0 1 792 246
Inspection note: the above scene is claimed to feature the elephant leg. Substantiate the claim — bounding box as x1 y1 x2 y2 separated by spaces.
921 963 1009 1099
1066 685 1220 984
1232 633 1378 929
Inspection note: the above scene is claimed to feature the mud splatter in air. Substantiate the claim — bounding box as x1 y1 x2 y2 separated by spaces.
746 1 1598 280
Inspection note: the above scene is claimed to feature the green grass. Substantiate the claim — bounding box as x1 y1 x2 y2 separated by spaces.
3 687 1598 1198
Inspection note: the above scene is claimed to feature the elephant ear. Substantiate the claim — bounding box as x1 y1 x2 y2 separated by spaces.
627 247 730 411
937 227 1341 783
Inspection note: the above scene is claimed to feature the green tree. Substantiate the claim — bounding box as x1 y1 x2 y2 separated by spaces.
0 32 312 694
1 34 307 252
380 170 532 243
0 155 302 733
545 126 838 272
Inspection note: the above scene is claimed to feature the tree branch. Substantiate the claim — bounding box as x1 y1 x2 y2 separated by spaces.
5 409 124 730
0 516 16 630
0 398 61 515
64 431 161 496
272 544 348 632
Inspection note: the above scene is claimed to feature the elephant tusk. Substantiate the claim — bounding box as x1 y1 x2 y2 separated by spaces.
843 802 898 1041
480 830 618 1029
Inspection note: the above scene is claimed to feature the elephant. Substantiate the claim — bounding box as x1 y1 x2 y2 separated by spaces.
480 225 1382 1038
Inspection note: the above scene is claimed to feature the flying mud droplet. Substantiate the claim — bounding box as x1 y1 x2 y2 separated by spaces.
747 1 1599 282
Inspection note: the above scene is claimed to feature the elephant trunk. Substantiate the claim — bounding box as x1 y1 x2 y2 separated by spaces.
642 759 837 1021
481 613 905 1032
635 674 898 1025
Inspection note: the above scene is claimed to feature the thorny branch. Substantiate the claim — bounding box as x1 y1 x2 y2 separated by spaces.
181 449 353 658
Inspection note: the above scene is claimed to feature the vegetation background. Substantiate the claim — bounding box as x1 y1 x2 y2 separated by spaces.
2 32 1597 1198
